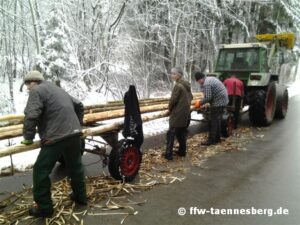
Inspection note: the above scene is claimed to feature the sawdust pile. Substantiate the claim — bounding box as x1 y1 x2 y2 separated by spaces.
0 127 262 224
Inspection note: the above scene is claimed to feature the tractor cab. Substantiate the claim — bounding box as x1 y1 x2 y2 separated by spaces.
210 33 295 126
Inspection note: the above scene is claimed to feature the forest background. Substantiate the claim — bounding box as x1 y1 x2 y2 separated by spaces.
0 0 300 114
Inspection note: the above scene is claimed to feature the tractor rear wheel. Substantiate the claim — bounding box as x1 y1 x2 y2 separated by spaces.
275 86 288 119
108 139 142 182
248 82 277 126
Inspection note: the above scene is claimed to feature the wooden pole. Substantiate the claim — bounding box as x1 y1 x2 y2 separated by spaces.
0 93 204 126
0 110 169 158
0 105 198 158
0 114 24 122
0 124 23 133
0 100 200 140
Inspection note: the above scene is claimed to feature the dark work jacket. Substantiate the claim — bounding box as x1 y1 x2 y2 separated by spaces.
123 85 144 149
169 78 193 128
23 81 83 143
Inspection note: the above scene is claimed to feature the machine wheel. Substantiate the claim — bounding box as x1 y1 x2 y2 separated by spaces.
248 82 277 126
108 139 142 182
275 86 288 119
221 111 234 137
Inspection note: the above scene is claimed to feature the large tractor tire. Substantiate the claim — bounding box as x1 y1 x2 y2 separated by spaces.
275 85 288 119
108 139 142 182
248 82 277 126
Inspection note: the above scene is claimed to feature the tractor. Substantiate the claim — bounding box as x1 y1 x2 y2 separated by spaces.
210 33 296 126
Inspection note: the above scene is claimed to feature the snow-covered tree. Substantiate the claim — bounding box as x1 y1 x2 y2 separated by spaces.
36 3 77 82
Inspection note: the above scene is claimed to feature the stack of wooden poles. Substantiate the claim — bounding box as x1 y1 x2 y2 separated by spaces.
0 93 203 158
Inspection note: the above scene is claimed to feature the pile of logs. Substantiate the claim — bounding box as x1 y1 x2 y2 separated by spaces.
0 93 203 157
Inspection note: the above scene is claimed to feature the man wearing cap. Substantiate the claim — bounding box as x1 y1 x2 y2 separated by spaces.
21 70 87 218
194 72 228 145
164 67 193 160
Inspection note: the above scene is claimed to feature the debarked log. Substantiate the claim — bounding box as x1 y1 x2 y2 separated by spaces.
85 92 203 110
0 105 197 158
0 100 200 140
0 129 23 140
0 110 170 158
0 93 204 127
83 104 169 124
84 100 169 114
0 124 23 133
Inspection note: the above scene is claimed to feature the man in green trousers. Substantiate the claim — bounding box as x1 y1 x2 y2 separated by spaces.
21 70 87 218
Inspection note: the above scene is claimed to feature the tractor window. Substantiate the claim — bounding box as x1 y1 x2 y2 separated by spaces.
216 48 260 71
260 49 268 72
246 49 259 70
216 50 235 70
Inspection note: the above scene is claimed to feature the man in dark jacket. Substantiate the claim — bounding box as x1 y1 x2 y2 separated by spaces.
21 70 87 218
194 72 228 145
164 67 193 160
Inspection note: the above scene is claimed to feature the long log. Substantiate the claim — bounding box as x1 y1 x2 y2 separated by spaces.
83 96 171 110
0 115 24 128
0 114 24 122
0 110 170 158
0 129 23 140
0 104 168 140
85 98 200 124
84 99 169 114
0 101 169 127
0 100 200 140
83 104 169 124
0 124 23 133
82 92 203 110
0 105 198 158
0 92 204 126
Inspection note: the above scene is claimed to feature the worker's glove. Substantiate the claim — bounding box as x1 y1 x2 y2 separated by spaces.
203 103 210 108
194 100 202 109
21 139 33 145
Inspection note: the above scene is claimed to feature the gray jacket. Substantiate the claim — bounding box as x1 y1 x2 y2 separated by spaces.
23 81 83 143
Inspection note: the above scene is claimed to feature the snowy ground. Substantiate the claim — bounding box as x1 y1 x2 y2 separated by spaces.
1 60 300 172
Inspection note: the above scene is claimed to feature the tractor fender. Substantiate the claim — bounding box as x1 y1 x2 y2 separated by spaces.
247 73 274 87
274 84 289 119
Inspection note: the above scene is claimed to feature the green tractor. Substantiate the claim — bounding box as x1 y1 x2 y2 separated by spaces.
211 33 295 126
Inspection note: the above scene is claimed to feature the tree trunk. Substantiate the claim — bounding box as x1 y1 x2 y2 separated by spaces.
28 0 40 54
171 14 182 68
13 0 17 79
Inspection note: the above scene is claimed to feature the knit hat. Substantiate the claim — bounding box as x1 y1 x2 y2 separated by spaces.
24 70 44 82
